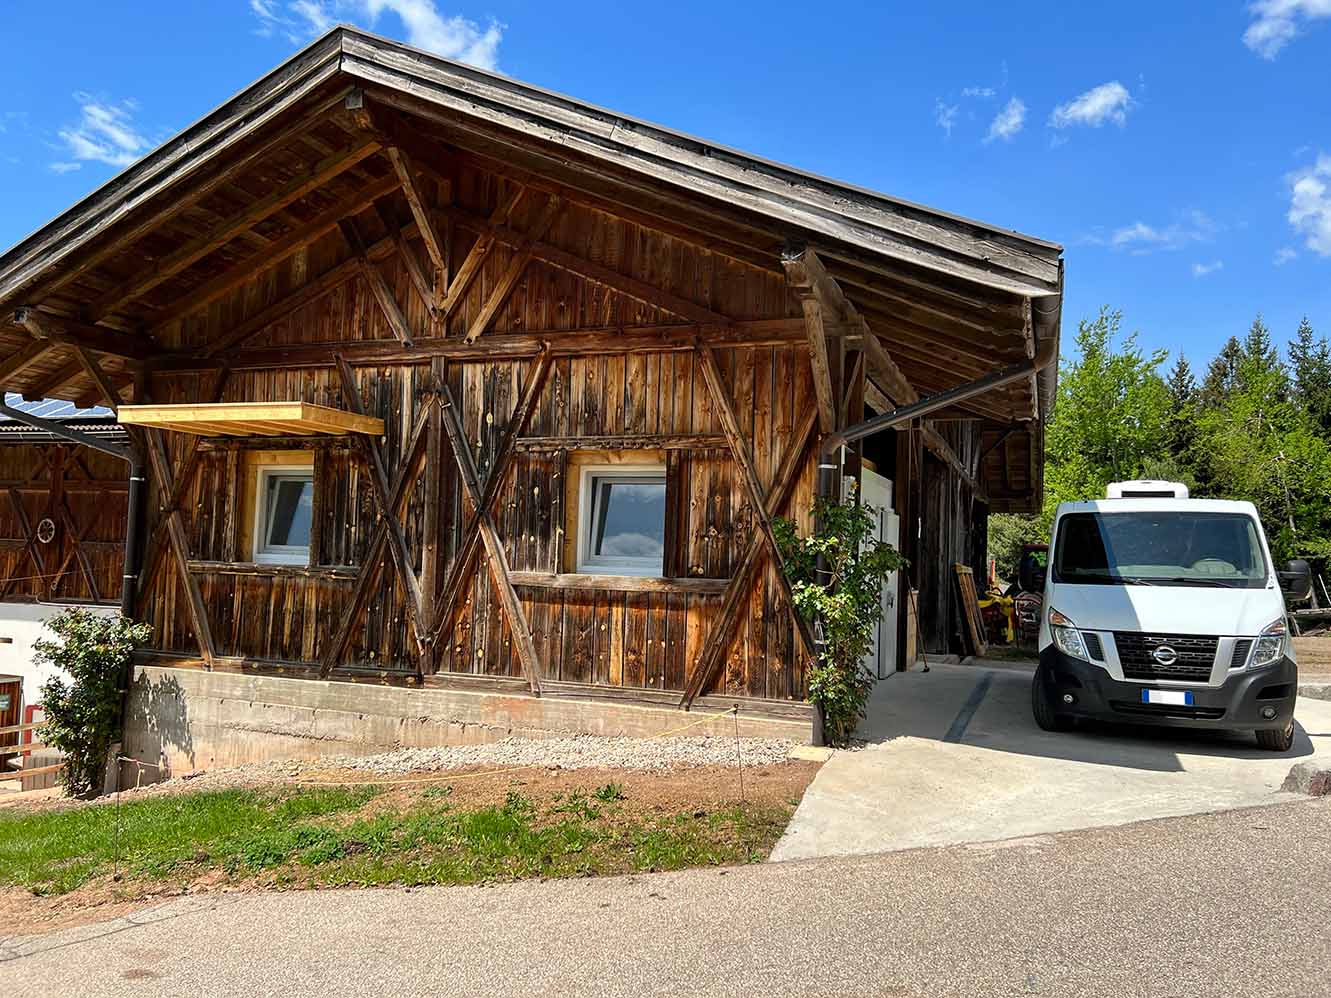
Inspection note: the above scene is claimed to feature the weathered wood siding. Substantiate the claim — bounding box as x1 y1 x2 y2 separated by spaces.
0 442 125 605
137 164 817 700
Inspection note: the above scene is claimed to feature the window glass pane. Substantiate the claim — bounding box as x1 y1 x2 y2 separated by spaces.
591 478 665 561
265 476 313 548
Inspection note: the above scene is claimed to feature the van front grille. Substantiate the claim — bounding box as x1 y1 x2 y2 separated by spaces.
1113 632 1216 682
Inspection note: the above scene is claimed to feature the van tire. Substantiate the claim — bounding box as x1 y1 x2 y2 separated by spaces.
1255 721 1294 752
1032 667 1073 732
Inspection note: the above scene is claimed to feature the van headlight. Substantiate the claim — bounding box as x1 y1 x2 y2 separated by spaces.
1048 607 1089 662
1251 618 1287 669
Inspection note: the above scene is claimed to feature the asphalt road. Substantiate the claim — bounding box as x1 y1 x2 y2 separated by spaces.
4 797 1329 998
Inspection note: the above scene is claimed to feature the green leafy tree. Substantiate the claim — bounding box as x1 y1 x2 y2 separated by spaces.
1041 307 1170 524
775 491 905 746
1194 317 1331 562
988 512 1045 581
35 609 152 798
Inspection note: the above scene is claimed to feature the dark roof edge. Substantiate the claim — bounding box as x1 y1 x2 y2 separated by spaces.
333 25 1062 258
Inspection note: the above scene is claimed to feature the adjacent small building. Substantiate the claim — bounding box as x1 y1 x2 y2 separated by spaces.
0 27 1061 766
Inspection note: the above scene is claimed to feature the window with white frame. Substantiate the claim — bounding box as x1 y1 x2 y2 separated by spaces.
253 466 315 565
576 465 667 576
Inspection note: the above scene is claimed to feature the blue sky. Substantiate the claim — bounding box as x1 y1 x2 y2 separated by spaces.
1 1 1329 368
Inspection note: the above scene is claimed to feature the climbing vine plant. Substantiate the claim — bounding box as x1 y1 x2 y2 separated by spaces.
774 488 906 746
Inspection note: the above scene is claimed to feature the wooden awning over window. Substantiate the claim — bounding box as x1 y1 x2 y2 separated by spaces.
117 402 383 437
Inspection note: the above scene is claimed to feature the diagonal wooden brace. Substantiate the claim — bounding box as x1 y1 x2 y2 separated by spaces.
679 398 819 708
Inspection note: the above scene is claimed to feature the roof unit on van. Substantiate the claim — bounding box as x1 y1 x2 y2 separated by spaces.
1105 480 1190 499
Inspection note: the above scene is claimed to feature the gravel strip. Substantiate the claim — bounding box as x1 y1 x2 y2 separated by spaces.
89 734 795 801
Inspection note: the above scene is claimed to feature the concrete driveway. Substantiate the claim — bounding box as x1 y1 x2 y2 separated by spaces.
772 660 1330 861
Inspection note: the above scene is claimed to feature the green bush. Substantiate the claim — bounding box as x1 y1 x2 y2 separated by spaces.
775 488 906 746
34 608 152 799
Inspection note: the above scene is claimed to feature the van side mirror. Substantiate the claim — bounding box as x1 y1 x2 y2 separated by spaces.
1278 559 1313 602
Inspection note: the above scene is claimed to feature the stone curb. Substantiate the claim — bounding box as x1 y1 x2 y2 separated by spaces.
1281 761 1331 796
1298 682 1331 702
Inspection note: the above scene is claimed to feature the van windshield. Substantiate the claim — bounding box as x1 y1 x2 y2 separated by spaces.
1053 511 1269 589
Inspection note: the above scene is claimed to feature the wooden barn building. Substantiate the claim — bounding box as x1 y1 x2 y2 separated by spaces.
0 398 128 716
0 27 1061 762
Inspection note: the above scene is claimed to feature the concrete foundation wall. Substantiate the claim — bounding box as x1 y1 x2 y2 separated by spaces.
123 667 811 779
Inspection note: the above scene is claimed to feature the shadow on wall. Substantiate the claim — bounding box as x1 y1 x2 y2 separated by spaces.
122 671 194 784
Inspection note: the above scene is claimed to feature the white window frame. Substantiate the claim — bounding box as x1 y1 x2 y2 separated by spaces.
575 463 667 577
252 465 315 566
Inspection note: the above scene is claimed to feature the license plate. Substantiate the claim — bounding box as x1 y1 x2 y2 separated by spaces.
1142 689 1194 706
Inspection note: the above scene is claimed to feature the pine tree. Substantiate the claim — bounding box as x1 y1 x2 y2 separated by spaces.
1289 316 1331 437
1199 335 1241 408
1162 354 1200 486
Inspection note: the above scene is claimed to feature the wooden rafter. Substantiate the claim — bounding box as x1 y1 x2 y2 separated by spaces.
0 340 53 384
88 140 382 321
782 248 840 432
439 201 731 327
429 350 553 655
438 187 526 320
13 308 156 362
375 203 432 311
680 404 818 707
462 195 563 342
19 88 360 307
147 173 400 333
23 357 85 401
386 145 447 284
73 347 124 411
338 219 414 346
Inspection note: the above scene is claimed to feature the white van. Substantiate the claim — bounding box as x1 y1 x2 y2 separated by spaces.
1029 480 1312 751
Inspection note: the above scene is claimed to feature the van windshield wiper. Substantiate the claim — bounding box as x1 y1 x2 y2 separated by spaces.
1137 576 1239 588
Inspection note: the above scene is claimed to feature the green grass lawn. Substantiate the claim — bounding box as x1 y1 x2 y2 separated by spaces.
0 782 790 897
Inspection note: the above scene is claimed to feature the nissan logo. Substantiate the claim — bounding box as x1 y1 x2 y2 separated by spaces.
1152 645 1178 666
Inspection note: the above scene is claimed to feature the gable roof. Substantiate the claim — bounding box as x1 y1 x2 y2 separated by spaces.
0 26 1061 309
0 26 1061 465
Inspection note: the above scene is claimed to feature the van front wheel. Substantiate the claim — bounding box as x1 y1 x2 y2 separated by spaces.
1255 721 1294 752
1032 666 1073 732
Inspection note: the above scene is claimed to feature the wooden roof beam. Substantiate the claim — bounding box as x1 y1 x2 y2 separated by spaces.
146 173 400 332
87 139 383 322
12 308 155 362
13 86 359 309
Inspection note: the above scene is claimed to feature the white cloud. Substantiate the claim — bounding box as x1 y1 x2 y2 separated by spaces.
250 0 504 70
52 94 149 171
1274 246 1298 265
1288 153 1331 256
1096 209 1219 254
934 99 959 137
49 161 82 174
961 86 996 99
985 98 1026 143
1191 260 1224 277
1244 0 1331 58
1049 81 1133 129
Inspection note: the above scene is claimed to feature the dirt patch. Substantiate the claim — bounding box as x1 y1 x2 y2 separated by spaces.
1294 636 1331 676
0 760 820 938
